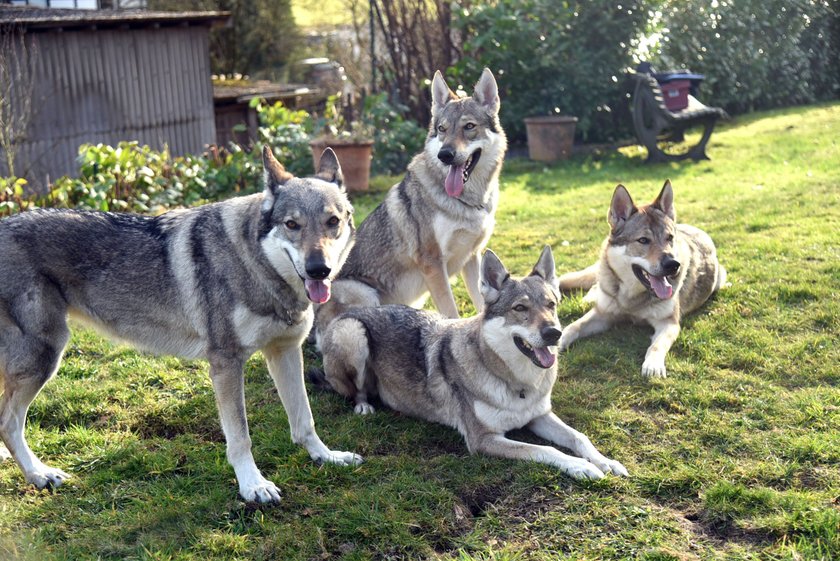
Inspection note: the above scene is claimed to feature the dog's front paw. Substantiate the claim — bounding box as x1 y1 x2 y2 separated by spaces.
240 477 282 504
558 331 576 352
0 444 10 461
26 465 71 490
599 457 629 477
354 402 375 415
641 357 667 379
564 460 605 480
315 449 364 467
587 454 629 477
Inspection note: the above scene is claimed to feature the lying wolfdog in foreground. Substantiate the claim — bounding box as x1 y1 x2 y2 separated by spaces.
314 247 628 480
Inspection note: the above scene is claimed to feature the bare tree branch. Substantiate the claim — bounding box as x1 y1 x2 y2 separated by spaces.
0 23 36 179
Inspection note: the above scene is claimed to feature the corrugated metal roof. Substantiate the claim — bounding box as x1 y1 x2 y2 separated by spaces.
0 6 229 29
213 81 321 103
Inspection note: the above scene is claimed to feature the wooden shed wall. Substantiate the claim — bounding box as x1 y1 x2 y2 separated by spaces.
3 25 216 190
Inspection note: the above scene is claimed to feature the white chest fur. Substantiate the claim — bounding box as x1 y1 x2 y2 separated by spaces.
232 304 313 351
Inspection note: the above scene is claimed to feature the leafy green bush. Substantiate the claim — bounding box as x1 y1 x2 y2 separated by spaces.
654 0 840 113
0 100 317 216
0 97 427 217
451 0 653 143
253 99 315 177
40 142 258 213
0 176 29 216
364 93 427 175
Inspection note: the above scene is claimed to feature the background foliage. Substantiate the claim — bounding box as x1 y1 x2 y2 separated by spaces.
451 0 654 144
0 95 424 216
369 0 840 145
655 0 840 114
148 0 301 78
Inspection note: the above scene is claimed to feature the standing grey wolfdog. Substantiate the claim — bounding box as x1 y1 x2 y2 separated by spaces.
558 180 727 378
314 247 628 480
0 147 361 504
314 68 508 342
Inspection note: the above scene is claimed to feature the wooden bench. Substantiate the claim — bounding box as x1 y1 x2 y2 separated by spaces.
631 72 728 163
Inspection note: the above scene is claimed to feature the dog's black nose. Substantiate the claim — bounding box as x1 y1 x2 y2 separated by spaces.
438 146 456 165
541 326 562 345
662 257 680 276
306 261 331 280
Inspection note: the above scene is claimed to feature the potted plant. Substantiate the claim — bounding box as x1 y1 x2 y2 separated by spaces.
523 114 578 162
309 95 374 191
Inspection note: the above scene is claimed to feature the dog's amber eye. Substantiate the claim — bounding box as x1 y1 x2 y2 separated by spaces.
637 237 650 244
513 304 528 312
667 234 674 242
464 122 475 130
285 220 300 230
547 301 556 309
437 125 446 133
327 216 340 227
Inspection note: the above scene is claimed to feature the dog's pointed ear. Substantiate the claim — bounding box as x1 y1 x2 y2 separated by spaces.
653 179 676 221
608 184 636 231
530 245 558 290
431 70 456 114
473 68 500 115
262 146 294 212
480 249 509 305
263 145 293 187
315 148 344 189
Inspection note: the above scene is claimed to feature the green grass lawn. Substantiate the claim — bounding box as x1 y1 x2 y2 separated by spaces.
1 102 838 560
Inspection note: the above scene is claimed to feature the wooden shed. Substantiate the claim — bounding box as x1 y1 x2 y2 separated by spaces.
0 7 228 190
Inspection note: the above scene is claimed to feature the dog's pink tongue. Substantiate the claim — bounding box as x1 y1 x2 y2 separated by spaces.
304 279 331 304
649 275 673 299
534 347 556 369
444 164 465 197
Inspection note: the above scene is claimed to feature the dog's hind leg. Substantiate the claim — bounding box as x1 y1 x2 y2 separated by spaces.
558 263 599 292
322 318 375 415
0 315 71 489
264 343 363 466
527 412 628 477
558 308 613 351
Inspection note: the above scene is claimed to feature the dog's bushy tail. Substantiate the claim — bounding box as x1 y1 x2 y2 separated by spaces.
558 263 599 292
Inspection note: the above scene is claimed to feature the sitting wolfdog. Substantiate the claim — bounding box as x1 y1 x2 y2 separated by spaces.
314 247 628 480
559 180 727 378
313 68 508 344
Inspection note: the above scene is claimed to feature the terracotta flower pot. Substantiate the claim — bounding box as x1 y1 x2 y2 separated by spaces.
523 115 578 162
310 138 374 192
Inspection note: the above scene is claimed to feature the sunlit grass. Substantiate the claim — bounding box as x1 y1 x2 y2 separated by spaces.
1 102 838 560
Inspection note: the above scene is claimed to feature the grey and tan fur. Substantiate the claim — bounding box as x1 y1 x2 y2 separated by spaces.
0 147 362 504
314 68 507 342
315 247 628 480
558 180 726 378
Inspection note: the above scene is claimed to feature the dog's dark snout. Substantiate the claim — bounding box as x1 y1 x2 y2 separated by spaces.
438 146 456 165
662 257 680 276
541 326 562 346
306 258 331 280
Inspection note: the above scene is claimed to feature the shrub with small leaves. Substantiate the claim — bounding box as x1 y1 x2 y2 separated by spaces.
365 92 427 176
